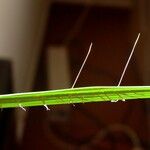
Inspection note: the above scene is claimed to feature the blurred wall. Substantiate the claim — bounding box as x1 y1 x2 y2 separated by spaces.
0 0 50 92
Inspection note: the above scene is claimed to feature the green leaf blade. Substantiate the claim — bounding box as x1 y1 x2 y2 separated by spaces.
0 86 150 108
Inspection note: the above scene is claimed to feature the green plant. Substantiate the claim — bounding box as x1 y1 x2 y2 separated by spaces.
1 33 149 110
0 86 150 109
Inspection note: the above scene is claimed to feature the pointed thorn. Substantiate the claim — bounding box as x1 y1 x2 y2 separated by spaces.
44 104 50 111
19 104 26 111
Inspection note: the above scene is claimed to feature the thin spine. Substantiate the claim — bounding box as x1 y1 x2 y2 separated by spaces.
19 104 26 111
71 43 93 88
116 33 140 102
117 33 140 86
44 104 50 111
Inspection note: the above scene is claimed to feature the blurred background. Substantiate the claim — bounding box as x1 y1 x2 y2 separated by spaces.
0 0 150 149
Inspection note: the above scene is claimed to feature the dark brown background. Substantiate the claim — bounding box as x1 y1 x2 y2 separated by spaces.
17 2 149 150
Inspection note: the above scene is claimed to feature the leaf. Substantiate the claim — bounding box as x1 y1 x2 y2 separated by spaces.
0 86 150 108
